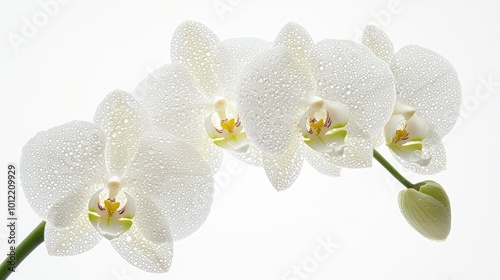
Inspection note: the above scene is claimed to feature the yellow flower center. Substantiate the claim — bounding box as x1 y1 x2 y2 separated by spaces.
104 199 121 216
393 122 409 144
309 119 324 135
220 118 236 133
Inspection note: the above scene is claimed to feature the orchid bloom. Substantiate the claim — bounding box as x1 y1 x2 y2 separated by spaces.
20 90 214 273
134 21 270 171
236 22 396 190
362 25 461 174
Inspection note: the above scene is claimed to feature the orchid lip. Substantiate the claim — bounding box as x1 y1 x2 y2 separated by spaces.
385 105 431 166
300 96 349 156
88 187 136 240
205 96 250 153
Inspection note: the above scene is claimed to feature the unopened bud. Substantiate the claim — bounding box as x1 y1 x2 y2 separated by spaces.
398 180 451 241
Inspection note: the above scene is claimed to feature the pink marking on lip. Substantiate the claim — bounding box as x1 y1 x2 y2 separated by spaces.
325 112 332 128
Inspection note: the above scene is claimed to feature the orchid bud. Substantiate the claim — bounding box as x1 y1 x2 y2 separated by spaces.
398 180 451 241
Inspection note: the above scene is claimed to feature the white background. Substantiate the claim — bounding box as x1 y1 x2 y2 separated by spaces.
1 0 500 279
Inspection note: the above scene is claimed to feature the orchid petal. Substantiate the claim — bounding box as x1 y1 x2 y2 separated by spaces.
372 131 386 148
274 22 314 74
20 121 106 222
45 209 102 256
323 100 350 129
216 38 271 99
310 39 396 138
391 45 461 137
391 129 446 175
406 114 429 141
130 195 171 245
111 219 173 273
94 90 149 176
262 137 304 191
362 25 394 64
171 21 223 98
47 183 102 228
134 64 222 174
236 47 313 155
384 114 406 144
304 147 342 177
125 132 214 240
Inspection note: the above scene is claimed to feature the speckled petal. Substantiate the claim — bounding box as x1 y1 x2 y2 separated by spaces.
310 39 396 138
372 131 386 148
20 121 106 222
362 25 394 64
390 45 461 138
304 147 342 177
216 38 271 99
94 90 149 176
111 218 173 273
45 209 102 256
171 21 223 98
132 195 171 244
133 64 222 174
274 22 314 74
262 136 304 191
236 47 313 155
125 132 214 240
47 183 102 228
391 129 446 175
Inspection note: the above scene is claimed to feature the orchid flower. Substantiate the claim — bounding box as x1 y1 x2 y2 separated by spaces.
236 22 396 190
362 25 461 174
20 90 214 273
134 21 270 171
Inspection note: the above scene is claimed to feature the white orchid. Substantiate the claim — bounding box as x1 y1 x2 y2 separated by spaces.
236 22 396 190
362 25 461 174
20 90 214 273
134 21 270 171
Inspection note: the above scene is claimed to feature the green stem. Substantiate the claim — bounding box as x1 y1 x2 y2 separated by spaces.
0 221 45 280
373 149 417 190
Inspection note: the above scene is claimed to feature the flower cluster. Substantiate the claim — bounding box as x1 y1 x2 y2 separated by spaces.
20 21 461 273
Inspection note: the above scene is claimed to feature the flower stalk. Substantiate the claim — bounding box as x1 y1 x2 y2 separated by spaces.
373 149 416 189
374 149 451 241
0 221 45 279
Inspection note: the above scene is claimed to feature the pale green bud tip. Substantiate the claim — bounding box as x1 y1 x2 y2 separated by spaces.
398 180 451 241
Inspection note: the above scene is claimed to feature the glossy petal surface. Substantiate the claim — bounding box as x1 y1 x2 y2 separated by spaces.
237 47 313 155
125 132 214 240
310 39 396 138
94 90 149 176
391 45 461 137
20 121 106 222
